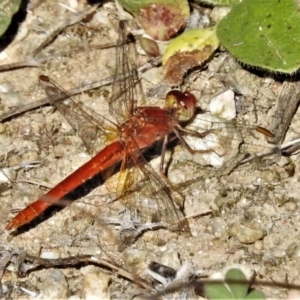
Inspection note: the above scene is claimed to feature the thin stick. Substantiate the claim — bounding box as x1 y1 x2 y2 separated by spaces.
23 254 154 291
269 81 300 144
0 42 117 72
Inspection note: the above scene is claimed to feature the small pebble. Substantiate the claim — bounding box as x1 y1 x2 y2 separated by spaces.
8 155 22 167
254 240 264 251
0 168 16 183
68 0 78 9
294 246 300 257
36 269 70 298
0 51 8 61
81 265 110 299
0 82 14 93
229 222 266 244
40 250 60 259
21 151 40 162
285 201 297 212
94 10 111 26
209 89 236 120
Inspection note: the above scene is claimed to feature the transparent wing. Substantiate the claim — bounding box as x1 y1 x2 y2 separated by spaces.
39 75 118 156
183 112 273 168
115 149 190 232
108 20 144 123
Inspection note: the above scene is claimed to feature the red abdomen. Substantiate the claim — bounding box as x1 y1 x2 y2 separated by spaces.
6 141 126 230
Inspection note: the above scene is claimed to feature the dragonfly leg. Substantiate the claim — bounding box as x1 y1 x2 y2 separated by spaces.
173 126 216 155
158 135 185 204
159 134 168 175
176 125 211 138
172 127 200 155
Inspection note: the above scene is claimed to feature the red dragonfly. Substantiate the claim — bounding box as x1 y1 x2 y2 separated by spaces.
5 21 197 233
5 21 273 236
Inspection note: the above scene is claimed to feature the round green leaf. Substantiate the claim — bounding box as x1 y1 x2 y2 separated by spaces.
225 268 248 299
216 0 300 73
205 281 235 299
0 0 22 38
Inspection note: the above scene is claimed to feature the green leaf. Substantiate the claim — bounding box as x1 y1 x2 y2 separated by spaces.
162 27 219 84
225 269 248 299
216 0 300 73
162 26 219 64
205 268 265 300
0 0 22 38
205 281 235 299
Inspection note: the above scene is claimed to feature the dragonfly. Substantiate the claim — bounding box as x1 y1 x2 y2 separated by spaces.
5 21 200 234
5 21 273 237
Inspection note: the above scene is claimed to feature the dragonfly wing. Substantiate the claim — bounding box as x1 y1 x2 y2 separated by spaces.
40 76 118 156
184 112 272 168
108 21 145 124
116 151 189 232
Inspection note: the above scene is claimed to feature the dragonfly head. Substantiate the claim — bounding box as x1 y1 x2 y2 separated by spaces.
165 90 196 121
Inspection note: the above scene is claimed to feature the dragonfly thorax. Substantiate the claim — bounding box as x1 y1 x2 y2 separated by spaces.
119 106 178 150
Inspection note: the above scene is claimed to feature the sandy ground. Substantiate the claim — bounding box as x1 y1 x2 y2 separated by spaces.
1 1 300 299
